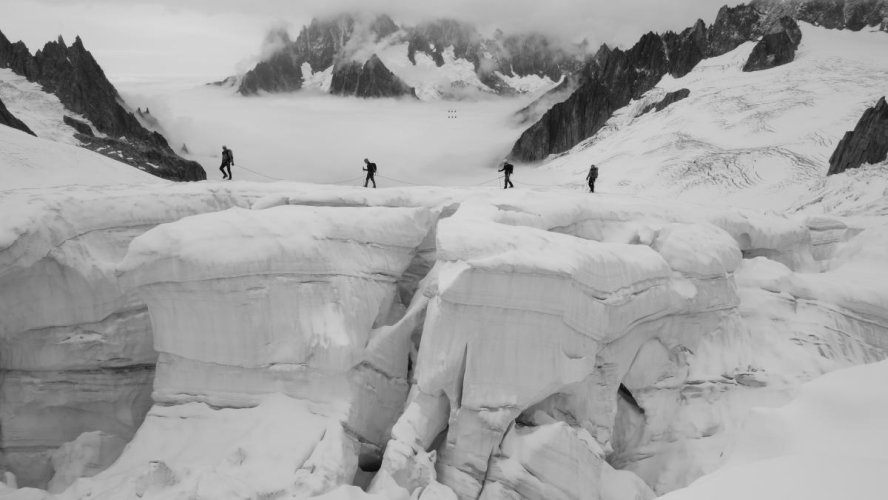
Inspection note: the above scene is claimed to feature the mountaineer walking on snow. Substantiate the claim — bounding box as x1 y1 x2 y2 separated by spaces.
499 160 514 189
586 164 598 193
220 145 234 180
363 158 377 188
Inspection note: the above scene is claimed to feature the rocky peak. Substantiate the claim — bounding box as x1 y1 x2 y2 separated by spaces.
0 28 205 181
828 96 888 174
369 14 399 40
707 4 764 56
238 13 398 95
329 53 416 98
0 31 38 80
509 2 781 162
743 16 804 71
407 18 482 66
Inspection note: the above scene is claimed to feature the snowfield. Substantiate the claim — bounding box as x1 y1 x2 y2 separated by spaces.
0 16 887 500
537 24 888 211
0 123 160 190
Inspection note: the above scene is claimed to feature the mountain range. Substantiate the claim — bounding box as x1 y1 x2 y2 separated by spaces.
0 31 205 181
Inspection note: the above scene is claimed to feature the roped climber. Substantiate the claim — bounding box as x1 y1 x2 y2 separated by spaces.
363 158 377 188
220 145 234 180
499 160 514 189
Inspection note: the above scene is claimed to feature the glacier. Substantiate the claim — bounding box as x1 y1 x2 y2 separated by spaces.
1 13 887 500
1 176 886 499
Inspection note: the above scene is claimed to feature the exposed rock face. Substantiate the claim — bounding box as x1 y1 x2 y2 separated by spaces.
510 4 789 162
239 14 396 95
62 115 93 136
752 0 888 31
0 96 35 136
639 88 691 115
743 17 803 71
236 14 583 98
0 30 205 181
0 31 37 80
828 96 888 174
329 54 417 98
407 19 482 67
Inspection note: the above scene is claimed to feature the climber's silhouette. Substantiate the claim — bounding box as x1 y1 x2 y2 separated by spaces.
499 160 514 189
220 145 234 180
586 164 598 193
363 158 377 188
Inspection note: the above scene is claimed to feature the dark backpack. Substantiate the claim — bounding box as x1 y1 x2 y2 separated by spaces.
589 166 598 179
367 162 377 174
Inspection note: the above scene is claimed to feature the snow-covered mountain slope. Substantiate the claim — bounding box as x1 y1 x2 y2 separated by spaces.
0 176 885 498
0 30 205 181
534 24 888 211
0 121 160 190
0 68 94 146
658 359 888 500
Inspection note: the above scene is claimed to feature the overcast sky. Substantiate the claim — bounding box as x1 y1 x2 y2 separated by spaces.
1 0 736 84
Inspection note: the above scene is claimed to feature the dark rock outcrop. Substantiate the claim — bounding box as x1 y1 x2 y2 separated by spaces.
509 4 810 162
76 135 205 181
236 14 584 97
743 17 803 71
752 0 888 31
0 31 38 80
329 54 416 98
407 19 482 67
239 14 397 95
511 5 774 161
706 4 765 56
63 115 94 136
827 97 888 174
0 30 206 181
406 20 584 91
640 89 692 115
0 96 35 136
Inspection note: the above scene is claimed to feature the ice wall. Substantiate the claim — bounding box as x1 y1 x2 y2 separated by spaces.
56 204 436 498
2 184 886 500
0 183 303 487
369 192 888 499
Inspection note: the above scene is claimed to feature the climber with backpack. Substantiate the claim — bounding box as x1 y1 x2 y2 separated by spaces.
363 158 377 188
499 160 515 189
220 145 234 180
586 164 599 193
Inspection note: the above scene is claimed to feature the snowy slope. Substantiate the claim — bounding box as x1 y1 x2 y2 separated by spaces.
0 123 160 190
658 359 888 500
534 24 888 212
0 68 97 146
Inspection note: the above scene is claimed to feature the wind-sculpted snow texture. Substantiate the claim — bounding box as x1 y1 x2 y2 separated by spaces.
1 183 887 499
